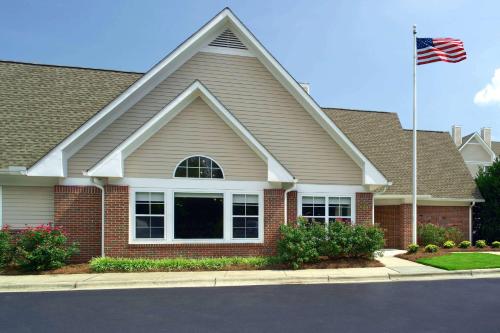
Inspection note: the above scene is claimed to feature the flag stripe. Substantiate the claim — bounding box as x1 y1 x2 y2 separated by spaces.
416 37 466 65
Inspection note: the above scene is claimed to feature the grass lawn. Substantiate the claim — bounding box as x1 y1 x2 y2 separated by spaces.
417 253 500 270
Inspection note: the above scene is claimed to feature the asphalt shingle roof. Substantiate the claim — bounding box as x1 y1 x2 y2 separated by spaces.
0 61 141 169
0 61 480 199
492 141 500 157
324 108 479 200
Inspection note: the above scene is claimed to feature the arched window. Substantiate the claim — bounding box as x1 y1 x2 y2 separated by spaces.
174 156 224 179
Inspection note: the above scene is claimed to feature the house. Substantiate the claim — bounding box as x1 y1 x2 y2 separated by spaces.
451 125 500 176
0 8 481 262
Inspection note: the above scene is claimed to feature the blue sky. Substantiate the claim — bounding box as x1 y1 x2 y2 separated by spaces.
1 0 499 139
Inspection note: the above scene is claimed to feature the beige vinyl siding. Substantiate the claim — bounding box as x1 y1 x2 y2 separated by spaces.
2 186 54 228
69 52 362 184
461 144 491 162
125 97 267 180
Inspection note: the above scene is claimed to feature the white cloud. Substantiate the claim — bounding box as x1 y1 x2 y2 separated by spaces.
474 68 500 106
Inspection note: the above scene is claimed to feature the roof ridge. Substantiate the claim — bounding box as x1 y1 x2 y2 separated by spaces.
322 107 396 114
0 59 145 75
403 129 448 134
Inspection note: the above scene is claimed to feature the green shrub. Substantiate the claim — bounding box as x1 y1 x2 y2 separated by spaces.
491 241 500 248
14 225 79 272
424 244 439 253
277 219 323 269
475 240 488 248
278 219 384 268
90 256 275 273
443 240 456 249
0 226 14 269
407 243 419 254
458 240 471 248
444 227 465 244
418 224 446 246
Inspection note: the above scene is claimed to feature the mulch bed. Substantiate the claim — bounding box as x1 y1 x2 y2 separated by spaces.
0 257 383 275
397 247 500 262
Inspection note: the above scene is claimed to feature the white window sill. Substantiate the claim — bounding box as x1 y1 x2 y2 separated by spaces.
128 238 264 245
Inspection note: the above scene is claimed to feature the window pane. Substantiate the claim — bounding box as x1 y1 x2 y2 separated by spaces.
211 168 223 179
233 204 245 216
233 217 246 228
175 166 187 177
339 197 351 205
151 192 164 202
174 196 224 239
246 204 258 216
246 217 258 228
233 194 246 203
313 205 325 216
233 228 246 238
329 206 340 217
136 228 150 238
178 160 187 168
302 205 314 216
246 228 258 238
150 216 164 228
136 203 149 215
199 167 211 178
302 196 314 204
314 197 325 205
188 156 200 167
246 195 258 204
150 227 164 238
136 192 149 201
199 157 211 168
136 216 150 228
188 167 199 177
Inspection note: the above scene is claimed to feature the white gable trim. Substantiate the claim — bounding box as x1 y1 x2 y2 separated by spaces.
27 8 387 185
85 81 294 182
459 132 496 160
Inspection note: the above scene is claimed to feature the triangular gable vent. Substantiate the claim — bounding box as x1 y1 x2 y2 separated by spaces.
208 28 247 50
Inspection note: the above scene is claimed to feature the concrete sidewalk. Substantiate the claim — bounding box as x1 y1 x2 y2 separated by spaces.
1 255 500 292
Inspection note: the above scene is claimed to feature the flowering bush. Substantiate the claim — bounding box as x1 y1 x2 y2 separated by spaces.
14 225 78 272
475 240 488 249
443 240 456 249
407 243 419 254
424 244 439 253
0 226 14 270
458 240 471 249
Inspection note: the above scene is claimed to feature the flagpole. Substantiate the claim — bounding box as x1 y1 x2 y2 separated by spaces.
412 24 418 244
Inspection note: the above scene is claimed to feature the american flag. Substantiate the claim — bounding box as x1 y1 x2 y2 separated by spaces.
416 38 467 65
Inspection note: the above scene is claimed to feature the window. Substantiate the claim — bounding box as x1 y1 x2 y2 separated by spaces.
301 195 352 225
174 156 223 179
232 194 259 239
135 192 165 239
174 193 224 239
301 196 326 224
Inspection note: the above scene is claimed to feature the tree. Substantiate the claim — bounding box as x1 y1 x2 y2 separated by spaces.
474 158 500 242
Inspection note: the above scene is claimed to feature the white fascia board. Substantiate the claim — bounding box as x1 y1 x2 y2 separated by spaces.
86 81 294 182
224 11 388 186
27 9 231 177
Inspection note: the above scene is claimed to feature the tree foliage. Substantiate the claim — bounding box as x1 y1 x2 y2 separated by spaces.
474 158 500 242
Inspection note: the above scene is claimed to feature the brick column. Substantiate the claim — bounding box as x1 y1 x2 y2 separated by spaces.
355 192 373 225
263 189 285 255
400 204 413 248
286 190 297 226
103 185 129 258
53 185 102 263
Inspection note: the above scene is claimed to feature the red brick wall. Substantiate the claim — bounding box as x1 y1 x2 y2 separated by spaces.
104 187 285 258
355 192 373 225
374 205 401 248
375 204 470 249
417 206 469 242
54 186 102 263
286 190 297 226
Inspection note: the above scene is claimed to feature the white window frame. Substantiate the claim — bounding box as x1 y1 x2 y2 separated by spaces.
131 191 166 240
231 192 263 240
298 193 355 226
172 155 225 180
129 187 263 244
